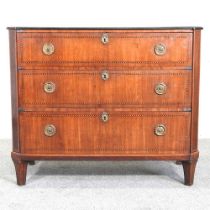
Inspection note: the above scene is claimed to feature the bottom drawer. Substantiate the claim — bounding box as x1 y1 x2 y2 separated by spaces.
19 111 191 155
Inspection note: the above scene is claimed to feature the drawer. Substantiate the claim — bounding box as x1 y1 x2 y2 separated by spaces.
19 70 191 109
17 32 192 68
19 111 190 154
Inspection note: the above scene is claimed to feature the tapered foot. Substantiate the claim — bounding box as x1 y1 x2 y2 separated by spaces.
28 161 35 165
182 153 198 186
11 153 28 186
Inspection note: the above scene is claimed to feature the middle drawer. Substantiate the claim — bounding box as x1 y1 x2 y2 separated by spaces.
19 70 191 108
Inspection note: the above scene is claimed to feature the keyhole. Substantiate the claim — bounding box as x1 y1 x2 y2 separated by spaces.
101 71 109 80
103 115 108 122
102 34 108 44
101 112 109 122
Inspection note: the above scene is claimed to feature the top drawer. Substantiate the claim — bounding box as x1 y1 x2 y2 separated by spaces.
17 31 192 69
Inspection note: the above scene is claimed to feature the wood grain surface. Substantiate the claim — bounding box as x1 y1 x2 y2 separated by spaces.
8 28 202 185
19 70 191 108
17 32 192 68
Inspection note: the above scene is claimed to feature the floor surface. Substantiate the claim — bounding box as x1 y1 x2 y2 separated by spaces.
0 139 210 210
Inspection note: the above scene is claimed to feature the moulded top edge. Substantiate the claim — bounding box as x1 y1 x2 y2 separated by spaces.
7 26 203 30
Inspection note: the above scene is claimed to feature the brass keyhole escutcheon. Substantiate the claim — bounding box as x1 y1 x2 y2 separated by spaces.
44 82 56 93
154 43 166 56
43 43 55 55
101 33 109 44
101 71 109 81
154 124 166 136
155 82 167 95
101 112 109 122
44 124 56 137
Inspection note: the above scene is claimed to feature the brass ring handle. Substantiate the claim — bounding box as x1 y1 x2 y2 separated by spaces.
44 82 56 93
43 43 55 55
44 124 56 137
101 71 109 81
101 112 109 122
101 33 109 44
154 43 166 55
155 82 167 95
154 124 166 136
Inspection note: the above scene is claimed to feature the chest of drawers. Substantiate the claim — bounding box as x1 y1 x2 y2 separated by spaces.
8 27 202 185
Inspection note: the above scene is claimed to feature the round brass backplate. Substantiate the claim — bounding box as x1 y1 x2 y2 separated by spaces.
154 124 166 136
154 43 166 56
44 124 56 137
43 43 55 55
155 82 167 95
44 82 56 93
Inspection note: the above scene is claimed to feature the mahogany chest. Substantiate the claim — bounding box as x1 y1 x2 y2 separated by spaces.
8 27 202 185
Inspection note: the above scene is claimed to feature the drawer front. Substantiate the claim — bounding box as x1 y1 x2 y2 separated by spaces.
17 32 192 68
19 111 190 154
19 70 191 108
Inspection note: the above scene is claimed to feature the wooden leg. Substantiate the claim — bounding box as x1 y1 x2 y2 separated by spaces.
11 152 28 186
28 161 35 165
182 159 198 186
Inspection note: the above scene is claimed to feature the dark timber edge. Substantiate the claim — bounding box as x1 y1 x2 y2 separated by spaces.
7 26 203 30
